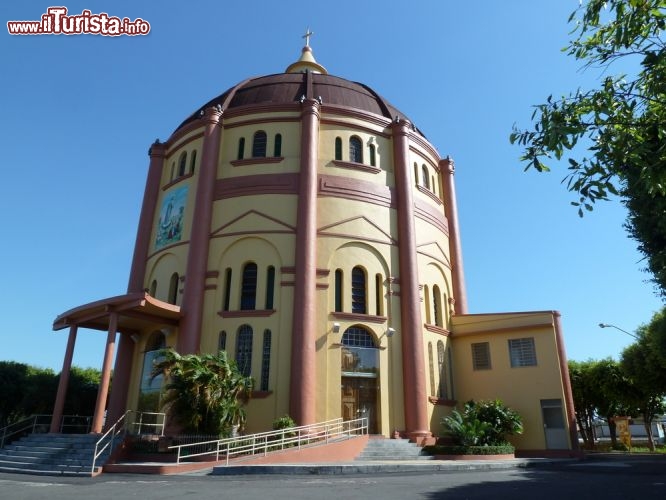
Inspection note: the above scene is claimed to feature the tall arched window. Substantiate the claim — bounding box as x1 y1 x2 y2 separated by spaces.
428 342 436 397
334 269 343 312
261 329 271 391
190 150 197 174
351 266 366 314
265 266 275 310
149 280 157 297
240 263 257 310
237 137 245 160
223 268 232 311
252 131 267 157
375 274 383 316
273 134 282 157
369 144 376 167
437 340 447 398
170 162 175 181
168 273 179 305
349 136 363 163
178 152 187 177
335 137 342 161
218 331 227 351
342 326 377 348
422 165 430 189
236 325 253 377
433 285 443 327
424 285 431 324
413 163 419 186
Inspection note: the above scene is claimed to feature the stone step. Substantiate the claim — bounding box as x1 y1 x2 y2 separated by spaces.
355 438 433 461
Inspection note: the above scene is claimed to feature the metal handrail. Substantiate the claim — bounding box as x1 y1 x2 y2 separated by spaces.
168 417 368 465
130 411 166 436
0 415 51 448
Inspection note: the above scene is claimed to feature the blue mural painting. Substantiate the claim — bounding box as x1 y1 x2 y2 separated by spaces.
155 186 188 249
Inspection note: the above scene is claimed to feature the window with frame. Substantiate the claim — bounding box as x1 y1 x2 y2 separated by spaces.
437 340 447 398
471 342 491 370
260 329 271 391
190 150 197 174
335 137 342 161
428 342 436 397
222 268 232 311
178 152 187 177
237 137 245 160
252 131 267 157
265 266 275 309
273 134 282 157
369 143 376 167
349 136 363 163
334 269 343 312
236 324 253 377
168 273 179 305
351 266 366 314
240 263 257 310
508 338 537 367
421 165 430 189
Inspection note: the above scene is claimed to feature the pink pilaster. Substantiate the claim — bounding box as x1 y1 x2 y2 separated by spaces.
553 311 579 451
289 98 320 426
179 107 223 354
91 313 118 434
128 141 166 293
49 326 77 433
104 333 135 429
391 120 430 439
439 158 468 314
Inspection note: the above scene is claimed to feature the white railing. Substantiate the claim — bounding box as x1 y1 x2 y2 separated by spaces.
91 410 166 474
168 417 368 465
0 414 94 448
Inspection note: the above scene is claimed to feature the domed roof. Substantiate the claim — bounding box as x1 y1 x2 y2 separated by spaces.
174 42 423 136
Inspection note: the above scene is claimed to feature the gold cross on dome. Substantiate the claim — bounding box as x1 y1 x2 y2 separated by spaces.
302 28 313 47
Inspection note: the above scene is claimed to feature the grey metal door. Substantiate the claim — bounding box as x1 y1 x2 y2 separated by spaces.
541 399 568 449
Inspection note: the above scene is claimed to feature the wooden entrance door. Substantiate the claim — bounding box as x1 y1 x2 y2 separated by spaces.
341 376 378 434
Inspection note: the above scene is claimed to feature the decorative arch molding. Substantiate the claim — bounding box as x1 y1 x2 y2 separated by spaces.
211 209 296 239
318 216 397 247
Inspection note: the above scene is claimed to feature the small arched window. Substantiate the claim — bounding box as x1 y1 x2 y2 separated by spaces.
168 273 179 305
223 268 232 311
218 331 227 351
265 266 275 310
422 165 430 189
428 342 436 397
335 137 342 161
431 175 436 195
273 134 282 157
413 163 419 186
375 274 383 316
236 324 253 377
424 285 431 324
351 266 366 314
334 269 343 312
240 263 257 310
170 162 175 181
260 329 271 391
190 150 197 174
369 143 376 167
433 285 443 327
237 138 245 160
178 152 187 177
252 131 267 158
437 340 447 399
349 136 363 163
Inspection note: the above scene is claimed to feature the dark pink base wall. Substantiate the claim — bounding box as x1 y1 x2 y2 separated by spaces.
239 435 369 465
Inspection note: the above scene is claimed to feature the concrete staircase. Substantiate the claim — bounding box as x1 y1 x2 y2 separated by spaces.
355 437 433 461
0 433 111 477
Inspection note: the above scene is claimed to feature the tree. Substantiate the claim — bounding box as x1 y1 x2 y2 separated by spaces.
151 349 253 436
568 360 599 447
510 0 666 295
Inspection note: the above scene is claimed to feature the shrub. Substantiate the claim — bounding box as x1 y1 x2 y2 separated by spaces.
442 399 523 447
424 444 515 456
272 414 296 431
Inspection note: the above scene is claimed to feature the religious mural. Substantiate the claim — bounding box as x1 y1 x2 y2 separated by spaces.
155 186 187 249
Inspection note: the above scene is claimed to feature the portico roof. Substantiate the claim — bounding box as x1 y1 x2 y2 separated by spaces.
53 292 181 333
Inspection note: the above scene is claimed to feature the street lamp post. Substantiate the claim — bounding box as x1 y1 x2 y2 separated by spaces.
598 323 640 340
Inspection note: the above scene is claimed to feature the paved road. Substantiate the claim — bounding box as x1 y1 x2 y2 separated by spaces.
1 454 665 500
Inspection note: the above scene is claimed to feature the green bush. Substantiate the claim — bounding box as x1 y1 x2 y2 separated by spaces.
424 444 515 456
272 414 296 430
442 399 523 447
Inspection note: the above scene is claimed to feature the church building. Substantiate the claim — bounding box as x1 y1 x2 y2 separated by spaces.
50 36 577 454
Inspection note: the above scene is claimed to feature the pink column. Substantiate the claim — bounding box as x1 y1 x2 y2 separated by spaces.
179 107 223 354
104 332 135 429
49 326 77 433
289 98 320 426
391 120 430 439
90 313 118 434
553 311 580 451
128 141 166 293
439 157 468 314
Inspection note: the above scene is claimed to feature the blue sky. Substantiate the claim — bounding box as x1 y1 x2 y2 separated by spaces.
1 1 662 371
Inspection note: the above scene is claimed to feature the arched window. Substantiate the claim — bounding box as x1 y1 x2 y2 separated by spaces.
265 266 275 309
240 263 257 310
236 324 253 377
178 152 187 177
261 329 271 391
424 285 431 324
237 137 245 160
349 136 363 163
369 144 376 167
341 326 378 378
252 131 267 157
170 162 175 181
433 285 443 327
223 268 232 311
190 150 197 174
149 280 157 297
422 165 430 189
431 175 436 195
413 163 419 186
273 134 282 157
168 273 179 305
342 326 377 348
335 137 342 161
428 342 436 397
218 331 227 351
334 269 343 312
351 266 366 314
437 340 447 398
375 274 383 316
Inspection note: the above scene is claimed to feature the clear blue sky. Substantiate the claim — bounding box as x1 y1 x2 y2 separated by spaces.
1 1 662 371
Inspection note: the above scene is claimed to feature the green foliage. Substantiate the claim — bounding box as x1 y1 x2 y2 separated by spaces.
272 415 296 431
510 0 666 296
442 400 523 447
424 444 515 456
151 349 253 436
